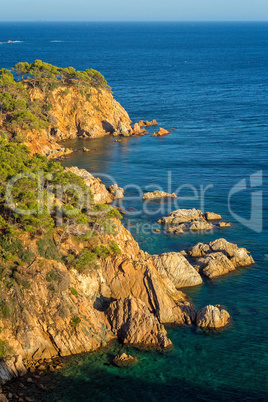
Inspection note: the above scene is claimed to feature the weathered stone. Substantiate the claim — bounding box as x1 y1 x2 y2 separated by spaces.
108 184 124 199
65 166 114 203
217 222 231 228
138 120 158 127
143 191 177 200
152 128 170 137
187 239 254 277
195 252 236 278
152 252 203 288
205 212 222 221
196 305 231 329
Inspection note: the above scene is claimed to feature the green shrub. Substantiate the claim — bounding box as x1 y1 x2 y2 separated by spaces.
0 301 10 319
109 241 122 255
73 248 97 271
47 284 55 292
69 287 78 297
0 339 12 359
46 270 59 282
0 236 33 264
94 245 109 259
37 238 61 261
70 316 81 328
0 131 7 140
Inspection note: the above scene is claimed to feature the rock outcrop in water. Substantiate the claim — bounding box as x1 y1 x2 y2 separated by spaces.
186 238 255 278
196 305 231 329
157 208 230 234
143 191 177 200
152 128 170 137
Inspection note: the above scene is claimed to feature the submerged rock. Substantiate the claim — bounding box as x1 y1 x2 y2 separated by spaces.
196 305 231 329
113 353 137 367
143 191 177 200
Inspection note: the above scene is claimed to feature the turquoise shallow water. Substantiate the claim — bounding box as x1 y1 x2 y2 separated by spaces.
1 22 268 400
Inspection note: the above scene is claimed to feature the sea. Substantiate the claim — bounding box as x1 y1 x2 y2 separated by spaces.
0 22 267 401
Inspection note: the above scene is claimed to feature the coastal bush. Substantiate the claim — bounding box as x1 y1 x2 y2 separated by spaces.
70 287 78 297
37 238 62 261
70 316 81 328
0 339 12 360
109 241 122 255
94 245 109 259
73 248 97 271
0 301 10 319
46 270 59 282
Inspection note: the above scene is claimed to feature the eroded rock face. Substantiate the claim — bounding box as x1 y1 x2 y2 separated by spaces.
106 297 172 348
196 305 231 329
65 166 114 203
188 238 255 267
152 252 203 288
152 128 170 137
143 191 177 200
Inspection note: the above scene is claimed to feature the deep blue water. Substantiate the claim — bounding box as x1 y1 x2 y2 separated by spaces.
1 22 268 401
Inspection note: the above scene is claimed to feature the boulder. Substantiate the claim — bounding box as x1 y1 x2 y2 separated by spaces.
217 222 231 228
152 252 203 288
143 191 177 200
196 305 231 329
106 297 172 348
205 212 222 221
108 184 124 199
113 353 137 367
152 128 170 137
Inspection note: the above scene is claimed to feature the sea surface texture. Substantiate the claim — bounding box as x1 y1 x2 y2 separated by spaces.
0 22 268 401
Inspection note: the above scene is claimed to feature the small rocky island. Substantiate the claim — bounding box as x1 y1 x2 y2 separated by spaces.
157 208 231 233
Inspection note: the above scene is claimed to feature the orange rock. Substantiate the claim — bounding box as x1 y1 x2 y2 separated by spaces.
152 127 170 137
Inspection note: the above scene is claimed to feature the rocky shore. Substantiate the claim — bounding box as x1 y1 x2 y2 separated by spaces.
0 163 254 391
